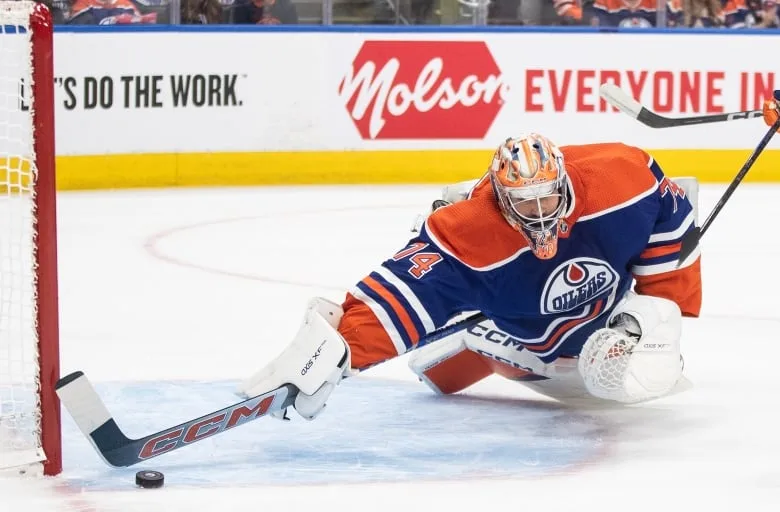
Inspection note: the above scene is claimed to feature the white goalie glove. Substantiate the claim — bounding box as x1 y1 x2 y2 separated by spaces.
578 292 684 404
236 298 353 420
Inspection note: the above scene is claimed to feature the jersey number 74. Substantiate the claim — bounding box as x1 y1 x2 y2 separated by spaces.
392 242 443 279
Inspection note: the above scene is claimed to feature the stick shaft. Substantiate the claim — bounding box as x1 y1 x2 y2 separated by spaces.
699 118 780 236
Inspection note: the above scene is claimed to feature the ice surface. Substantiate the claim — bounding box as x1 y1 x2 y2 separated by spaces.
1 183 779 512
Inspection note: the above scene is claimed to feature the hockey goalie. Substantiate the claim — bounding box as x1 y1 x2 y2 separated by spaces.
238 133 702 419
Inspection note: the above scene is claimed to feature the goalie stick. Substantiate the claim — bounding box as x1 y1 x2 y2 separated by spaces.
599 83 762 128
600 83 780 263
677 110 780 264
56 311 487 468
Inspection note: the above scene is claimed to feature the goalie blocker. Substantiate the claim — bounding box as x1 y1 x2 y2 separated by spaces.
237 298 354 420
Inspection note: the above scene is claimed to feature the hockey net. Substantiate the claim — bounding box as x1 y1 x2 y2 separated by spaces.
0 1 60 476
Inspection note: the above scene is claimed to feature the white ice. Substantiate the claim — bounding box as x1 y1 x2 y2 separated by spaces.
1 183 779 512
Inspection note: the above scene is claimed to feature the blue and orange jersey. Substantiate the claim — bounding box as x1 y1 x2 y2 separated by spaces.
685 0 750 26
68 0 142 24
590 0 683 26
722 0 750 27
338 143 702 370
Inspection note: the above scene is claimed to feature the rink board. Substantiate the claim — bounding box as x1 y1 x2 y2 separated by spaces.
47 27 780 188
56 148 780 190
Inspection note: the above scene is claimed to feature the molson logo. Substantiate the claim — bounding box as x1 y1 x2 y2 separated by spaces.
541 258 619 315
339 41 507 140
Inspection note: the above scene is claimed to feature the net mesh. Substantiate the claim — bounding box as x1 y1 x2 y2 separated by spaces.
0 1 43 470
578 328 637 403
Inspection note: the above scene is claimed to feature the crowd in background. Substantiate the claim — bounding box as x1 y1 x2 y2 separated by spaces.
34 0 779 27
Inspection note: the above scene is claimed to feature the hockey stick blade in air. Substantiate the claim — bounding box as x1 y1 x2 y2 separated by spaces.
599 83 762 128
55 371 297 467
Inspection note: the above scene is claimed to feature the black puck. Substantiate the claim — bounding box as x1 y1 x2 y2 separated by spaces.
135 470 164 489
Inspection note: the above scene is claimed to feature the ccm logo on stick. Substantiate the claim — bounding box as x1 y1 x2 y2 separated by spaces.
138 396 275 459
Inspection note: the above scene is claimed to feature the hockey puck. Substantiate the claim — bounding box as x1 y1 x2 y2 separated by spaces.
135 470 164 489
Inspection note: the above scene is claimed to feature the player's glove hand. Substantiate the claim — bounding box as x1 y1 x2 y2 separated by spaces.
578 293 683 404
763 98 780 130
608 312 642 340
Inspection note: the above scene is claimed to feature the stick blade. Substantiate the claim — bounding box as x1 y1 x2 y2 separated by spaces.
56 371 128 466
599 83 642 119
677 227 701 266
55 371 113 434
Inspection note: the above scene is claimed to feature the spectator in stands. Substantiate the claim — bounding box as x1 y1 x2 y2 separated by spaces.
486 0 585 25
231 0 298 22
589 0 682 26
552 0 585 22
181 0 224 22
682 0 752 26
748 0 779 26
66 0 160 24
724 0 751 26
682 0 723 25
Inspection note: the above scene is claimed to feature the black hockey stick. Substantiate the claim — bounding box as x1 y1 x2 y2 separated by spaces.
56 311 487 468
677 112 780 264
599 83 762 128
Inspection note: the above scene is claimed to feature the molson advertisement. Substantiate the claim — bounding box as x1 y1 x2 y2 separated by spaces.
49 30 780 188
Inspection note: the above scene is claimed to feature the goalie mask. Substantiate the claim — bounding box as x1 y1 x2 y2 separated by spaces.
489 134 573 260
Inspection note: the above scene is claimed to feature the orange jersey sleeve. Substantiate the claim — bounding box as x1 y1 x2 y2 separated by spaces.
338 292 400 370
634 259 702 317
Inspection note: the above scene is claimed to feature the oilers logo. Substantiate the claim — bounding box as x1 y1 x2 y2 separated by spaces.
541 258 618 314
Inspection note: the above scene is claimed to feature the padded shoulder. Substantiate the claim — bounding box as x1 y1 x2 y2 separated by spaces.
424 178 530 270
562 143 659 219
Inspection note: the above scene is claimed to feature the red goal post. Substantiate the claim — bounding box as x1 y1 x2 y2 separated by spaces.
0 0 61 476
